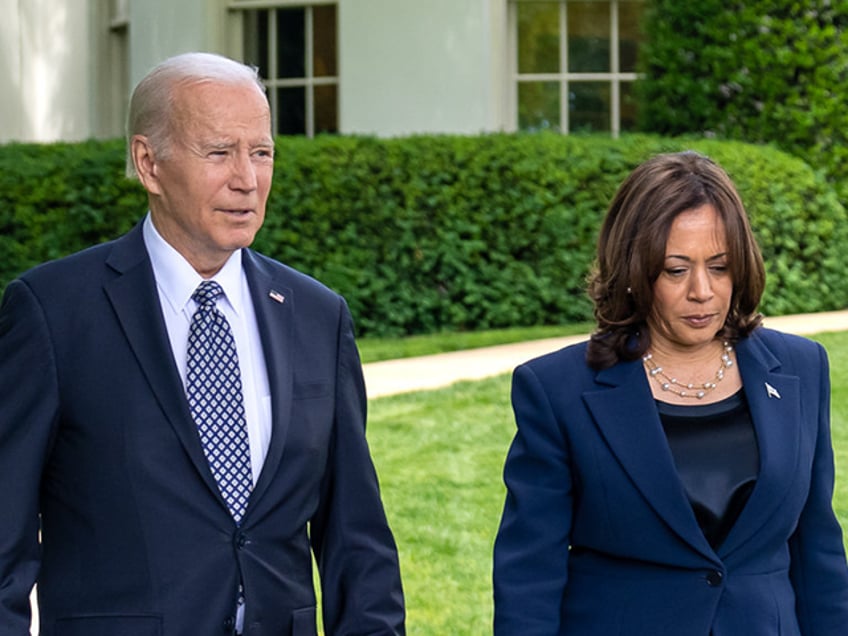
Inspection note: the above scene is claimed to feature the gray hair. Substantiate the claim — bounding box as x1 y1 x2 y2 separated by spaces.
125 52 265 178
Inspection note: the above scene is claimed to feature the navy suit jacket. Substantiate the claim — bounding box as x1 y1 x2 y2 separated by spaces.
494 328 848 635
0 223 405 635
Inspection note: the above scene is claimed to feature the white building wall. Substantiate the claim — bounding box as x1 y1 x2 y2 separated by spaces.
127 0 229 87
0 0 94 143
339 0 508 136
0 0 511 143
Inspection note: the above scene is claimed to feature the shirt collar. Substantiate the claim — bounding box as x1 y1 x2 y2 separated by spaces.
142 213 246 317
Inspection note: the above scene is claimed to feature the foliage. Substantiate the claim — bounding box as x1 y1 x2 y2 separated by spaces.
636 1 848 190
0 139 143 288
1 134 847 336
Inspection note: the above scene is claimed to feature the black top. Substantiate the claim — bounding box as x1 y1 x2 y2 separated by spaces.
657 390 759 549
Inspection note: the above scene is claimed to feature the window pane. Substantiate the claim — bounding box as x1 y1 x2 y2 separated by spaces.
567 1 610 73
277 8 305 79
313 5 337 77
315 84 338 133
276 86 305 135
517 2 560 74
518 81 560 131
569 82 609 132
619 1 645 73
243 9 270 79
620 81 638 131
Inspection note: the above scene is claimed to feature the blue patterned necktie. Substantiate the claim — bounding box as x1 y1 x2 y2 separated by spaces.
186 280 253 525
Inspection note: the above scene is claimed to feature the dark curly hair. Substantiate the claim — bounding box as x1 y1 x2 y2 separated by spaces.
586 151 765 370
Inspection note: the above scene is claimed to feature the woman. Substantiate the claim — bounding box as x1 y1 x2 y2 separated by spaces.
493 151 848 635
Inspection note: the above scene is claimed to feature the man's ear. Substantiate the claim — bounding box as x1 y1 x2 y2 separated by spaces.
131 135 162 195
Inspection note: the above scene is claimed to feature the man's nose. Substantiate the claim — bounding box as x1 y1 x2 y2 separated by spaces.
230 152 258 191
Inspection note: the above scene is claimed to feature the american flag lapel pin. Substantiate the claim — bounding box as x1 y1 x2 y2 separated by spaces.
269 290 285 304
765 382 781 399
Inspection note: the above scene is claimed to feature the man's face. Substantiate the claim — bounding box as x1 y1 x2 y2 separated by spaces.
145 79 274 276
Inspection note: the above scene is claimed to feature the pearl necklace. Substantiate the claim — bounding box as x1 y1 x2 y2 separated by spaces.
642 341 734 399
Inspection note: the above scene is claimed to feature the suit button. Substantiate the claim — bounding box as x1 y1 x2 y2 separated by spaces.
706 570 723 586
235 532 248 549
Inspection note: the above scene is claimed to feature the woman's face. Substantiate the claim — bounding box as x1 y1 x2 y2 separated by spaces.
647 204 733 353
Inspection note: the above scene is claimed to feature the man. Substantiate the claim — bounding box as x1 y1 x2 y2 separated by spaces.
0 52 405 635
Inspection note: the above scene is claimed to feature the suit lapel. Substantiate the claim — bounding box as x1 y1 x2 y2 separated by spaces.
584 360 716 559
719 333 801 557
102 225 223 500
242 250 294 504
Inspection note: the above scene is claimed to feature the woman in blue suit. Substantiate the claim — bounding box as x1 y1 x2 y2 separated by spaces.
493 151 848 635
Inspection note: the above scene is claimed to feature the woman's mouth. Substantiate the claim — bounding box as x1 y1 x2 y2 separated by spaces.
682 314 716 328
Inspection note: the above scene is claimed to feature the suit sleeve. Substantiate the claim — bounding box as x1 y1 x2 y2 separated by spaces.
0 280 60 634
493 363 574 635
788 341 848 633
309 298 405 635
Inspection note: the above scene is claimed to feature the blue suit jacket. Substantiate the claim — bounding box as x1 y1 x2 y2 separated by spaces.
493 328 848 635
0 224 405 635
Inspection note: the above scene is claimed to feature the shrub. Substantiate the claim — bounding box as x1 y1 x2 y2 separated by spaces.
1 134 845 336
0 139 143 287
636 1 848 190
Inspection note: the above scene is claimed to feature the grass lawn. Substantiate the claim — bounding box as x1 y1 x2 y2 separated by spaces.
812 332 848 528
357 322 594 364
364 330 848 635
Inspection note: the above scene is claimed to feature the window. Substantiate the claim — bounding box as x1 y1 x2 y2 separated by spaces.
510 0 645 135
237 2 338 136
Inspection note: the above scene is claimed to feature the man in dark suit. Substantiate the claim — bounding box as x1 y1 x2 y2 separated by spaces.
0 52 405 636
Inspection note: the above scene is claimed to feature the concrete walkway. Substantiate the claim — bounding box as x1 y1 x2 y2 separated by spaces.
363 310 848 399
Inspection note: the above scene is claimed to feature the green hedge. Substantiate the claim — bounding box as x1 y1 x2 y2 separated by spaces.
1 134 846 336
0 139 141 285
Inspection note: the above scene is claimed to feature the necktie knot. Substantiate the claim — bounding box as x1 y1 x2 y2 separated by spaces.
192 280 224 310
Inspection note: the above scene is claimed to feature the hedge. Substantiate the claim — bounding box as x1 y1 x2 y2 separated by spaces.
1 134 846 336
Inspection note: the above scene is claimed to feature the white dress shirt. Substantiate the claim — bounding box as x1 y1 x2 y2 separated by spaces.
142 214 272 485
